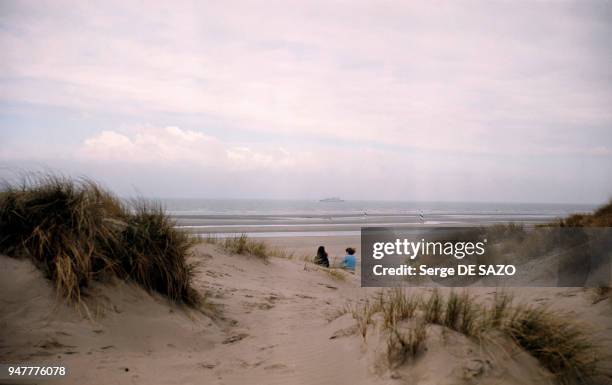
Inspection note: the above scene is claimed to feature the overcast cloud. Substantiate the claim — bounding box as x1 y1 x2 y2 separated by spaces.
0 1 611 202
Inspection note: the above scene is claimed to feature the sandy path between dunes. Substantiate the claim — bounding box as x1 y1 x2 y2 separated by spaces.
0 243 377 385
184 243 374 385
1 240 612 385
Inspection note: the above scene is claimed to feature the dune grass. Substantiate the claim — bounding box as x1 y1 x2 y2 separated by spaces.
215 234 274 262
386 320 427 368
486 291 513 329
346 289 602 383
324 268 347 281
201 233 295 261
0 175 200 305
480 200 612 268
550 200 612 227
590 285 611 304
383 288 419 329
113 201 199 305
504 305 598 385
222 234 268 261
423 288 444 324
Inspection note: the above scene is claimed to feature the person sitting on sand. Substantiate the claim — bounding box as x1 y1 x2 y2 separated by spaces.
314 246 329 268
342 247 356 271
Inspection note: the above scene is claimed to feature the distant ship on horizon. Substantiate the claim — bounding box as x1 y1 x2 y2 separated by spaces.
319 197 344 203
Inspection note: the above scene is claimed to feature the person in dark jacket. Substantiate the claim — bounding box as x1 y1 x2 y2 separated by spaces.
314 246 329 267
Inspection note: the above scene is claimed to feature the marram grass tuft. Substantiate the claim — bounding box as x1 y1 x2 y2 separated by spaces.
0 175 200 306
347 289 604 384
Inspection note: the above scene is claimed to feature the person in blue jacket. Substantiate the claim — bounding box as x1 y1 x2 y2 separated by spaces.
342 247 356 271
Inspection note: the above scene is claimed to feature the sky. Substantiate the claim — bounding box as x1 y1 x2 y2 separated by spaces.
0 1 611 203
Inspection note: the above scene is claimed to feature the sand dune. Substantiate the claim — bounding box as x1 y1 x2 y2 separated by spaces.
1 240 611 385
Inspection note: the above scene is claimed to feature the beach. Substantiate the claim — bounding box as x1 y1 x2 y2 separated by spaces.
1 193 611 385
169 199 596 238
2 230 611 385
3 1 611 383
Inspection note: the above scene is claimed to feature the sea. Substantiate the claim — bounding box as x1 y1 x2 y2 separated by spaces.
159 199 597 238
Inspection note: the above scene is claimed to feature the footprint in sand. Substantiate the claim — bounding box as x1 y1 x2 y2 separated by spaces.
463 358 493 379
243 301 274 310
263 363 289 371
295 294 315 299
222 333 249 344
199 362 217 369
317 283 338 290
258 344 278 351
37 338 75 350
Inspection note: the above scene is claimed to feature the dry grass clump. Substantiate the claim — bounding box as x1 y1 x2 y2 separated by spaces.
422 290 479 336
201 234 220 244
0 176 122 301
441 291 478 336
443 291 462 329
474 203 611 268
504 306 599 384
552 200 612 227
590 286 611 304
484 200 612 264
383 288 419 329
423 289 443 324
484 224 558 264
112 202 199 305
457 292 478 336
345 295 385 338
485 291 513 328
0 175 199 305
268 247 293 259
346 289 602 383
387 321 427 368
489 294 601 384
221 234 270 261
325 268 347 281
349 290 424 366
204 233 291 261
355 306 373 339
486 223 527 241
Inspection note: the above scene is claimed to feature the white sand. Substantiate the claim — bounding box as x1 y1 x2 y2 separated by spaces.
1 238 611 385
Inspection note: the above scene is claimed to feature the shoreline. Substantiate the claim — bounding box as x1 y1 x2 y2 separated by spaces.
174 213 561 238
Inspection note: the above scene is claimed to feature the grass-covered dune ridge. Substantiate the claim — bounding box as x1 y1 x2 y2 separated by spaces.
0 175 199 305
347 289 603 385
554 200 612 227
